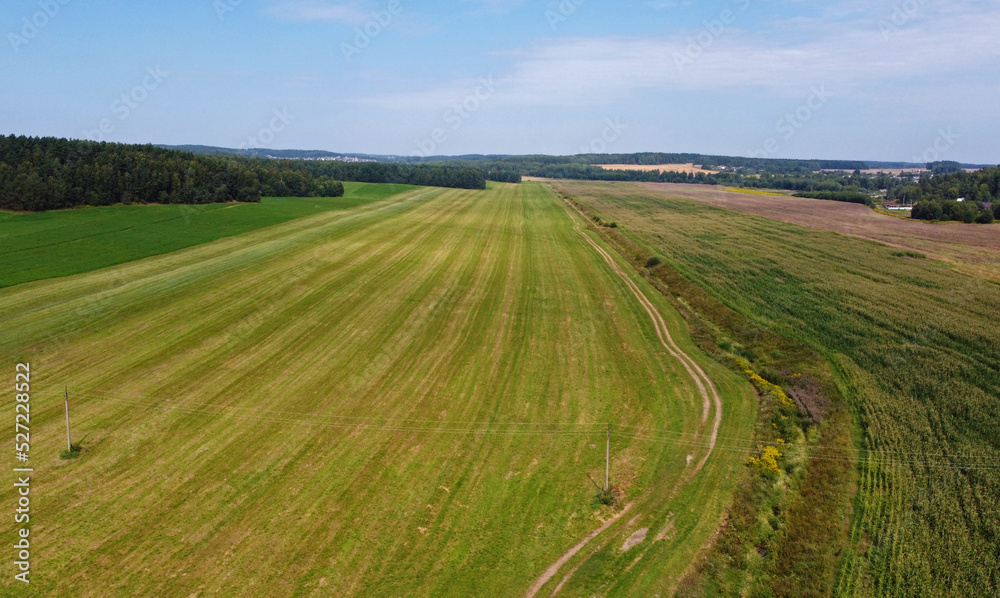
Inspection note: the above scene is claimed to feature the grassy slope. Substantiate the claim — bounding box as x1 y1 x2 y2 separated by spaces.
555 181 1000 597
1 182 750 597
0 182 416 289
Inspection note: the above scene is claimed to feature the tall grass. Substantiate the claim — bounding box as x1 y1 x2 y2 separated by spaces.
559 181 1000 597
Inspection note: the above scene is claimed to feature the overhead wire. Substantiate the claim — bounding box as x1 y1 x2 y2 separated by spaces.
61 388 1000 471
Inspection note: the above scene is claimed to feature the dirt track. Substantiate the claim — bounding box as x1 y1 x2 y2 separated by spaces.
524 193 725 598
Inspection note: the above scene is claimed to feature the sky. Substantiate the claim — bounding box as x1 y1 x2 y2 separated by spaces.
2 0 999 163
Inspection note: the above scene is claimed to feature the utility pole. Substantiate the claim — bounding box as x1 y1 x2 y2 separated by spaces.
605 425 610 492
64 387 72 453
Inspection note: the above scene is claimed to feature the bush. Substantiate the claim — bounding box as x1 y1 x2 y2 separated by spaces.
595 486 619 507
60 443 82 460
645 256 662 268
892 250 927 259
758 365 787 386
976 210 995 224
912 200 944 221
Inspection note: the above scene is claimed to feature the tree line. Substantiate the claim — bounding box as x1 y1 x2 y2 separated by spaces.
282 160 486 190
0 136 488 212
0 136 345 211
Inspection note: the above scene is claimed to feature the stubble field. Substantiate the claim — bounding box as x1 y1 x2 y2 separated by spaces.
1 182 751 597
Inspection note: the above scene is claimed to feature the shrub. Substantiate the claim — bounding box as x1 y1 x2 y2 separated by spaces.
750 445 783 473
595 486 619 507
645 256 662 268
60 443 82 460
758 365 787 386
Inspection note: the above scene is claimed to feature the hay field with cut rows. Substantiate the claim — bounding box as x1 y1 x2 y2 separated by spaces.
1 182 752 597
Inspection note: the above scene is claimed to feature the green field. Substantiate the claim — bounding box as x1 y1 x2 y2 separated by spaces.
1 183 752 596
555 180 1000 597
0 182 416 289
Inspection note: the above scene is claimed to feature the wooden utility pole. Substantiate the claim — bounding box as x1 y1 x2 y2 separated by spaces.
605 425 610 492
64 387 72 452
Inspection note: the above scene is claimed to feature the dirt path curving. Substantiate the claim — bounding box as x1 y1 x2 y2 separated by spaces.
524 193 724 598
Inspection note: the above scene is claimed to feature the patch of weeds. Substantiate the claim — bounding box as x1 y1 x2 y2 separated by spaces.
60 443 83 460
892 250 926 259
594 486 621 507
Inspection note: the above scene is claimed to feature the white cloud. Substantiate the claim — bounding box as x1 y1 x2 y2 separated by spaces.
263 1 369 24
356 2 1000 110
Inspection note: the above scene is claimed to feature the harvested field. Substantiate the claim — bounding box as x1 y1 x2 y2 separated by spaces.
597 163 720 175
636 182 1000 280
0 182 751 597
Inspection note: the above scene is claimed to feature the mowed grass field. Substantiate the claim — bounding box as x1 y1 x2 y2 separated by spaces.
0 182 416 289
554 180 1000 597
1 182 751 597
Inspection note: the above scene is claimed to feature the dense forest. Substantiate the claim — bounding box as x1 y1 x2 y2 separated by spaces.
0 136 487 212
0 136 341 211
283 160 487 189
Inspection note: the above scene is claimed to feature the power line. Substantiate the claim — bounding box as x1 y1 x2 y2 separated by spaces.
67 389 1000 462
58 388 1000 471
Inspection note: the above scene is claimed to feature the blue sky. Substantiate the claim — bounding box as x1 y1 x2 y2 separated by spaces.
2 0 999 162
